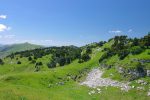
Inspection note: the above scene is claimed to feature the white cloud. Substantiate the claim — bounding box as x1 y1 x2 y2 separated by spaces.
108 30 123 36
42 39 52 42
109 30 122 34
128 29 133 33
7 27 12 31
0 15 7 19
45 40 52 42
4 35 15 39
0 24 10 32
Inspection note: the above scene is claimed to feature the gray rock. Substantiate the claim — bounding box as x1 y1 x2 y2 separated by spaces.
132 59 150 64
118 67 124 73
147 70 150 77
136 80 148 85
136 80 145 84
128 69 146 80
137 86 145 90
148 92 150 96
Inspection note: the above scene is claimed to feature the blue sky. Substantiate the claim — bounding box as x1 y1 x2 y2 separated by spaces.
0 0 150 46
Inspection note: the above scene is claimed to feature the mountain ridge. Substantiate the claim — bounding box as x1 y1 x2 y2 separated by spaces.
0 42 43 58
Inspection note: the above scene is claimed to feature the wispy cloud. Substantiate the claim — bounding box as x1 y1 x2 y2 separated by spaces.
128 29 133 33
0 34 15 39
41 39 53 42
0 15 7 19
109 30 122 34
4 35 15 39
0 24 10 32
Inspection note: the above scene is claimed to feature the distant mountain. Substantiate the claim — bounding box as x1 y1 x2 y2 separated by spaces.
0 42 43 58
0 44 4 47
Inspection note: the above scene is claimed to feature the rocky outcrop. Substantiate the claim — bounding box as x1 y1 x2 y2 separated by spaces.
117 66 147 80
117 67 125 73
100 58 150 80
132 59 150 64
147 70 150 77
100 64 112 69
128 69 146 80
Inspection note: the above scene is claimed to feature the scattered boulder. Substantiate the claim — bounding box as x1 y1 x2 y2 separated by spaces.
127 69 146 80
97 88 101 91
88 90 95 95
137 86 145 90
97 88 101 94
118 67 125 74
132 59 150 64
147 70 150 77
147 92 150 96
10 61 13 64
88 88 102 95
48 84 53 88
58 82 64 85
136 80 145 84
100 64 112 69
132 86 135 88
90 90 95 94
110 73 113 76
136 80 148 85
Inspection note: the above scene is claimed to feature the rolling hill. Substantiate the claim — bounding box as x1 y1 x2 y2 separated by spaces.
0 33 149 100
0 42 42 58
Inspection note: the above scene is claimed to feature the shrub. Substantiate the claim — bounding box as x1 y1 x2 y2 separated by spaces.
39 62 43 65
132 38 139 46
47 61 56 68
99 52 108 62
17 61 21 64
34 56 37 60
0 59 4 65
78 59 84 63
20 55 23 58
86 47 92 54
35 66 40 72
28 57 32 61
66 57 71 64
98 41 106 46
81 53 90 62
36 62 43 66
118 49 129 60
130 46 143 55
59 57 66 66
31 60 36 64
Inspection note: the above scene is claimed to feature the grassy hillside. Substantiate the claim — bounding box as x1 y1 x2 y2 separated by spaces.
0 42 42 58
0 34 150 100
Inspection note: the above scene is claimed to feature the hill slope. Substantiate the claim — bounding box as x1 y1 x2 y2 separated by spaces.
0 42 42 58
0 34 150 100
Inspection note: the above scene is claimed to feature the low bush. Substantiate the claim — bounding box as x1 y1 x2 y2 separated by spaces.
47 61 56 68
17 61 21 64
0 59 4 65
118 49 129 60
130 46 144 55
